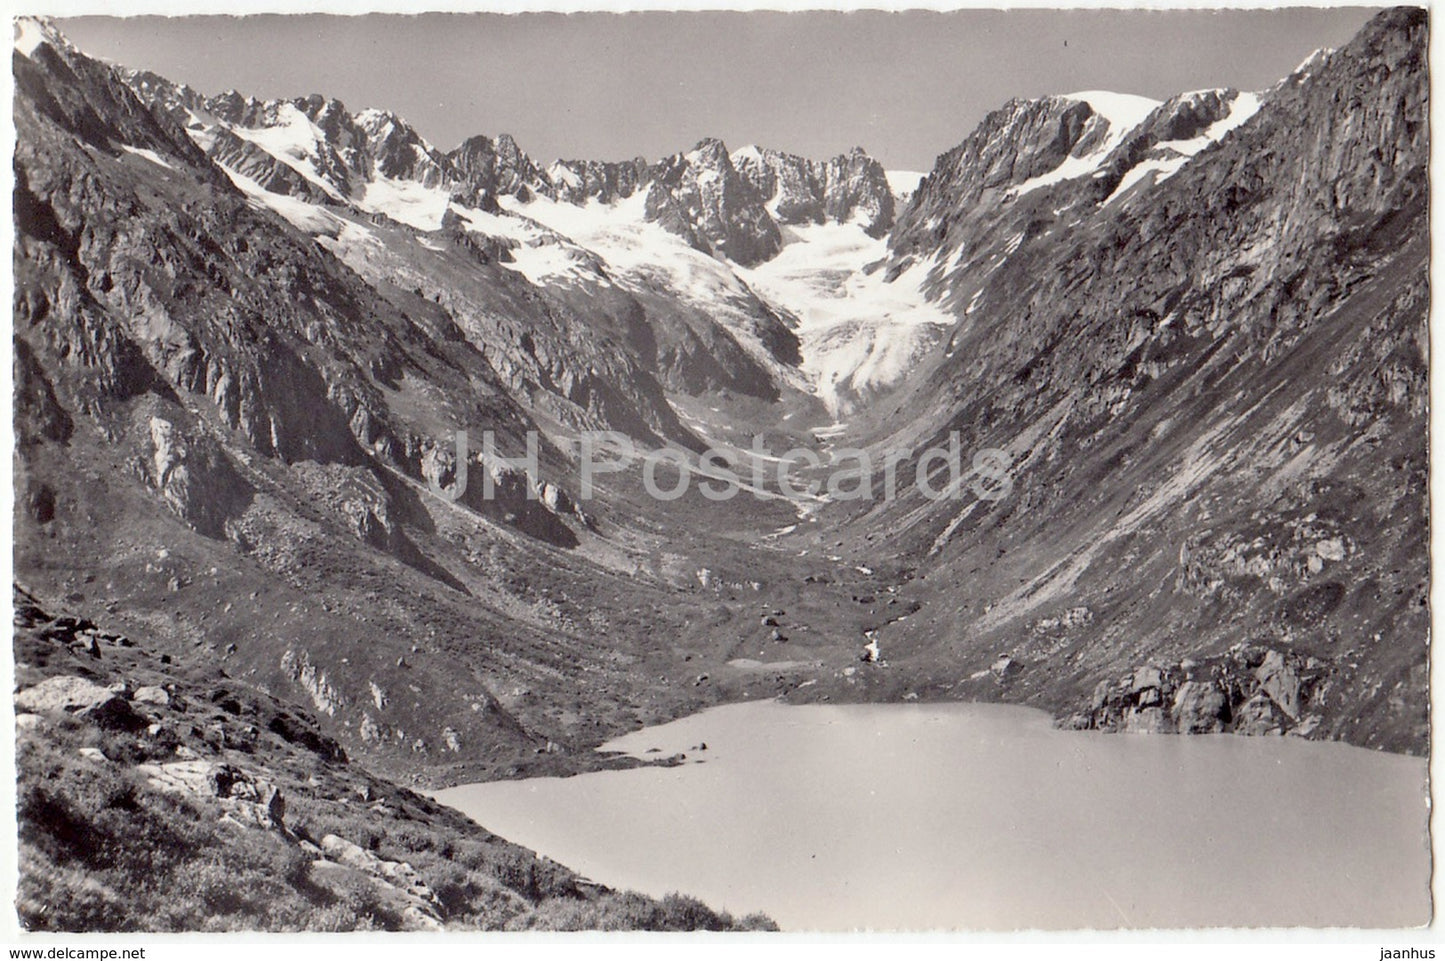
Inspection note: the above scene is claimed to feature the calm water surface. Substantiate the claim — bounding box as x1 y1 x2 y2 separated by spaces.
435 700 1430 931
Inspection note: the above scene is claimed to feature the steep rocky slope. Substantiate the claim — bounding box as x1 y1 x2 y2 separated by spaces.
122 66 828 410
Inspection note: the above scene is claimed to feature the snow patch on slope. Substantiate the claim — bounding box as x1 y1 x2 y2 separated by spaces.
1011 91 1161 198
121 145 174 170
359 177 449 231
501 192 805 385
501 192 952 415
449 202 607 285
14 17 50 57
227 103 347 203
220 163 355 236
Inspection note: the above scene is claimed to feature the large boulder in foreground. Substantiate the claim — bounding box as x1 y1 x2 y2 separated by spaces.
15 675 146 731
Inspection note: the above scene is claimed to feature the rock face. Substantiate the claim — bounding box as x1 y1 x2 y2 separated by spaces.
895 95 1106 234
731 144 896 237
544 156 650 206
15 19 618 557
645 138 783 266
1172 682 1228 734
449 133 548 207
145 416 251 538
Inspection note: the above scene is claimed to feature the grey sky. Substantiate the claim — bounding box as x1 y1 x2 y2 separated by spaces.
58 8 1381 171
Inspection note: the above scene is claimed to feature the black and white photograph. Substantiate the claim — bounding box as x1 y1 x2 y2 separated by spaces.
4 0 1434 941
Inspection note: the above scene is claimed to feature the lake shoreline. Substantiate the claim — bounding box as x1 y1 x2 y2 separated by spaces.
434 699 1431 931
415 673 1425 793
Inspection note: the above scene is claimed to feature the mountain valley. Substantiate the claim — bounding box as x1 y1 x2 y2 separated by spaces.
10 8 1430 931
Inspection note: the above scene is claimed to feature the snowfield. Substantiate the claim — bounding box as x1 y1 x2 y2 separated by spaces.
1011 91 1161 198
738 221 953 415
1102 90 1263 206
178 84 1270 420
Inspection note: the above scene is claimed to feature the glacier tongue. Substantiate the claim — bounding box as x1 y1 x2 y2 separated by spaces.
738 221 953 417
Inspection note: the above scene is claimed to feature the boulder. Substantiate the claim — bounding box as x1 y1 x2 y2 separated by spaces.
16 676 146 731
1122 706 1169 734
1171 681 1228 734
253 782 286 828
16 675 115 713
1254 650 1302 719
1233 693 1284 736
1130 665 1164 694
133 685 171 707
138 759 218 796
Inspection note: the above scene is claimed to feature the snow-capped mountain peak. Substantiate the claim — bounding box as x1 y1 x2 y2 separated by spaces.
14 16 69 59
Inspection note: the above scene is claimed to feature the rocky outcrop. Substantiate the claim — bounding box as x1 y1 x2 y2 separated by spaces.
731 144 895 237
446 132 548 207
1082 88 1242 203
889 94 1107 259
355 108 448 186
314 834 443 930
280 649 346 718
138 759 288 829
1067 645 1327 739
15 675 145 731
1171 681 1228 734
543 156 650 205
144 415 252 539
